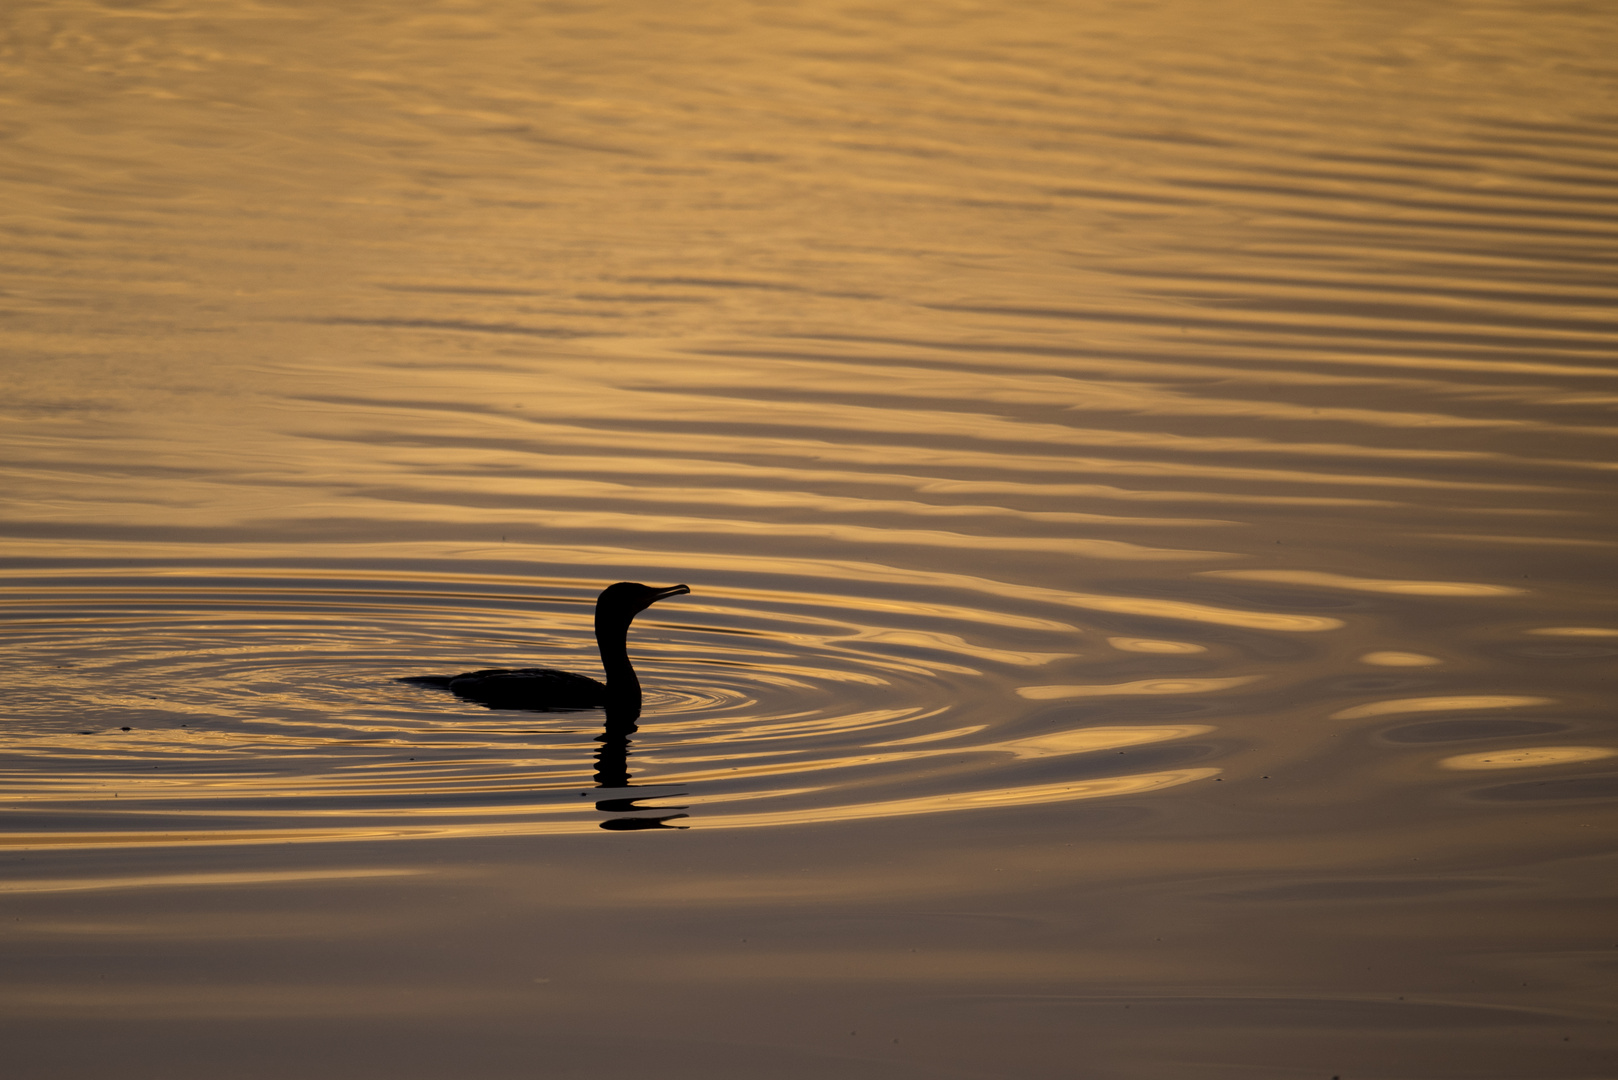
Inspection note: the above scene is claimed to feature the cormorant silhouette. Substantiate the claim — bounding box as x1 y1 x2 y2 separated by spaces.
398 582 689 712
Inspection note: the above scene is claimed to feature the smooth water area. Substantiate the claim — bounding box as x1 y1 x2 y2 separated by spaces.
3 1 1616 1076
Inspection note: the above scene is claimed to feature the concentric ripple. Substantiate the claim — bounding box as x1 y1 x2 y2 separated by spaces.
0 563 1226 846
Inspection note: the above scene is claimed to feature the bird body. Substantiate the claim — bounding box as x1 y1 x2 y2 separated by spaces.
403 667 609 708
399 582 689 712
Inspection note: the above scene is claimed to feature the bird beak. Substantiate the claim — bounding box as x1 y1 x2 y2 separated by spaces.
653 584 690 601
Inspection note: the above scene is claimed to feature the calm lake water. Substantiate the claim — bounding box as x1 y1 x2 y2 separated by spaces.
4 1 1617 1076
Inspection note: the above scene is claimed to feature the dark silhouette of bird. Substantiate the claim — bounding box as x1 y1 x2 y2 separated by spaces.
398 582 689 712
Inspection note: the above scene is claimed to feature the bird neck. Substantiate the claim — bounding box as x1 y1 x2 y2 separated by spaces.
594 613 641 708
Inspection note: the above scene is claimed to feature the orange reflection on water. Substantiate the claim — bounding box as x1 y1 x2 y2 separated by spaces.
0 869 423 894
1018 677 1259 701
0 539 1342 638
652 723 1212 783
1330 695 1552 721
691 768 1221 830
0 763 1219 849
1527 627 1618 637
1205 569 1527 597
1108 637 1208 654
1359 651 1441 667
1049 593 1342 632
1438 747 1616 771
1 718 1219 848
1 0 1614 1072
990 726 1214 759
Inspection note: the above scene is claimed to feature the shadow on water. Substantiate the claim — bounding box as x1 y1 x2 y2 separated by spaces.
593 706 690 831
407 683 694 830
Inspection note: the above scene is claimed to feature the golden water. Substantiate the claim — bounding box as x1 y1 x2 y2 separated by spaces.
3 1 1616 1076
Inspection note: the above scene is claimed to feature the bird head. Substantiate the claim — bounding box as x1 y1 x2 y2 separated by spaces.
596 581 690 621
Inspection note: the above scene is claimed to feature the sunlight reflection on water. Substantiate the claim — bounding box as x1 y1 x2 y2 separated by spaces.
2 0 1616 1073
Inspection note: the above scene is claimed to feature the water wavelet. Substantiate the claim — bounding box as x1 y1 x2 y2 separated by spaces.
398 581 689 713
0 563 1280 843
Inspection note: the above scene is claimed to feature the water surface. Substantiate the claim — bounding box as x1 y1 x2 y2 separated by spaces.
3 1 1616 1076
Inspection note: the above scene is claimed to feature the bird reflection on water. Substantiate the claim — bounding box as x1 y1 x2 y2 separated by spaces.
399 581 693 830
593 709 690 831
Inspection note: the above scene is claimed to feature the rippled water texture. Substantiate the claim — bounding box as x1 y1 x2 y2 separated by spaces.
3 1 1616 1077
